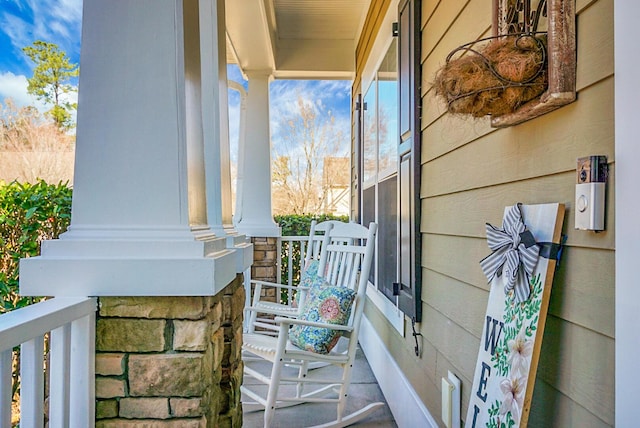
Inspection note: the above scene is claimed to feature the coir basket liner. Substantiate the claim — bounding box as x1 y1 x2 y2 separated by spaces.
433 33 548 118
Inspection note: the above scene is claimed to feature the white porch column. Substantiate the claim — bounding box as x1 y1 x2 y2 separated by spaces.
229 81 248 225
200 0 235 235
235 71 281 237
20 0 242 296
199 0 253 272
615 1 640 425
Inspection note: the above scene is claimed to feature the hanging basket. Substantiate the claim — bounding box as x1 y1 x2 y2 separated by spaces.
433 33 548 118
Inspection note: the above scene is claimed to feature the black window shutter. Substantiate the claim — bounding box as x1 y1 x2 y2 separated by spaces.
397 0 422 322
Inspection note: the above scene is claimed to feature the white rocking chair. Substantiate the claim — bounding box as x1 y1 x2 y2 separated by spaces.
246 220 349 335
242 222 382 428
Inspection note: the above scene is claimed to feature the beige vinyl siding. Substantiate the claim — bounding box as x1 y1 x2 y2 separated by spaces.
418 0 614 425
354 0 614 426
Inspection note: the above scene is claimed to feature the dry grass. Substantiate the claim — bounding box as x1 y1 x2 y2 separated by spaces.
1 98 74 184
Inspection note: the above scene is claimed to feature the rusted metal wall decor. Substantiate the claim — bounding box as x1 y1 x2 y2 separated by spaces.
490 0 576 127
493 0 548 36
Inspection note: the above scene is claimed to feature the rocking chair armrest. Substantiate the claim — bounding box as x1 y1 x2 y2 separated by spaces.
274 316 354 332
244 305 265 314
249 281 310 306
251 280 305 291
244 305 302 315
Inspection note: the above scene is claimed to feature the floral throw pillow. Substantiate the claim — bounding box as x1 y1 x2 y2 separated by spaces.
293 260 324 307
289 284 356 354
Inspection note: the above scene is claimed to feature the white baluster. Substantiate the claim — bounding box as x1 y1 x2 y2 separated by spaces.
69 312 95 428
49 324 71 428
0 349 12 427
243 267 252 333
21 335 45 428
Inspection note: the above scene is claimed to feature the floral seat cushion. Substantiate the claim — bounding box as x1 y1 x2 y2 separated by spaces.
289 283 356 354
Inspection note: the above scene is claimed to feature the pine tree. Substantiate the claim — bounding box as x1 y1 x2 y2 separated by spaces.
22 40 79 130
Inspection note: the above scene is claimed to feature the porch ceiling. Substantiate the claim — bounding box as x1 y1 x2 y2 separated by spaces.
225 0 371 80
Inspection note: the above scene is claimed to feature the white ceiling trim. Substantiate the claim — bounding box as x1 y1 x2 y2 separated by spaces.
225 0 371 80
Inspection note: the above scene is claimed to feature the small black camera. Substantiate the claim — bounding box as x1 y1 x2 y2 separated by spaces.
576 155 608 184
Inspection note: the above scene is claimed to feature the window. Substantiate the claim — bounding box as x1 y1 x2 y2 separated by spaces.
377 40 398 178
358 0 421 325
362 83 377 185
361 39 399 304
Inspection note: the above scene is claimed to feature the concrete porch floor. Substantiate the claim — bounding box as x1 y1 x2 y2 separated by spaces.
242 345 398 427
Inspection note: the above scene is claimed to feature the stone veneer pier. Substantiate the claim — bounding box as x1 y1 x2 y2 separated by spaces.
94 275 245 427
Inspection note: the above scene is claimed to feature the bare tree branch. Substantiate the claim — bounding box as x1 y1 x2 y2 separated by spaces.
271 94 348 215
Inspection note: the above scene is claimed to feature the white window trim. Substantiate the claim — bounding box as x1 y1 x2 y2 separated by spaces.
366 282 405 334
361 0 404 336
378 164 397 182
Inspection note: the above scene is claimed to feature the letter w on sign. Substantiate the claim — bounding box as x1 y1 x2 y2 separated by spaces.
483 316 504 355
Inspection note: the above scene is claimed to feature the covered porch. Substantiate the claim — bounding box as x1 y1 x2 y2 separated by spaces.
1 0 393 426
1 0 639 427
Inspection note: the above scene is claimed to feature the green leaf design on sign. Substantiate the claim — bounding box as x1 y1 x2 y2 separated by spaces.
488 273 543 427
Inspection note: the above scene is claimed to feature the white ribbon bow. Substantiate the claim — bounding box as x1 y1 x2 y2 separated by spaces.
480 204 540 303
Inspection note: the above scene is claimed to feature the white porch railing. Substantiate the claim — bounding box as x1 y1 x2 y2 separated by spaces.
276 235 309 287
0 297 97 428
243 235 308 332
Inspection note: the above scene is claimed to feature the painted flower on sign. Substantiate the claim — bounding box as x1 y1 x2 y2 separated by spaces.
507 326 533 375
499 374 527 423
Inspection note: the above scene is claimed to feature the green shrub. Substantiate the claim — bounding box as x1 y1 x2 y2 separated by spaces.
0 180 72 313
275 214 349 237
274 214 348 301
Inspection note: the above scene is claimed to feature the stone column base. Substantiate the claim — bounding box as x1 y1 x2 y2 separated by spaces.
94 275 245 427
251 237 279 303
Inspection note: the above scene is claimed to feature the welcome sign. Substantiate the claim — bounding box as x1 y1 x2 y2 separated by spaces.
465 203 565 428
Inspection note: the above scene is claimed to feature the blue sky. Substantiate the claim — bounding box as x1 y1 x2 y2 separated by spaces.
0 0 351 157
227 68 351 162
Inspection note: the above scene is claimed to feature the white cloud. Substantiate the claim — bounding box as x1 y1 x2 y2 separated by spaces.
268 80 351 158
2 0 82 63
51 0 83 24
0 12 31 56
0 71 47 110
0 71 78 128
